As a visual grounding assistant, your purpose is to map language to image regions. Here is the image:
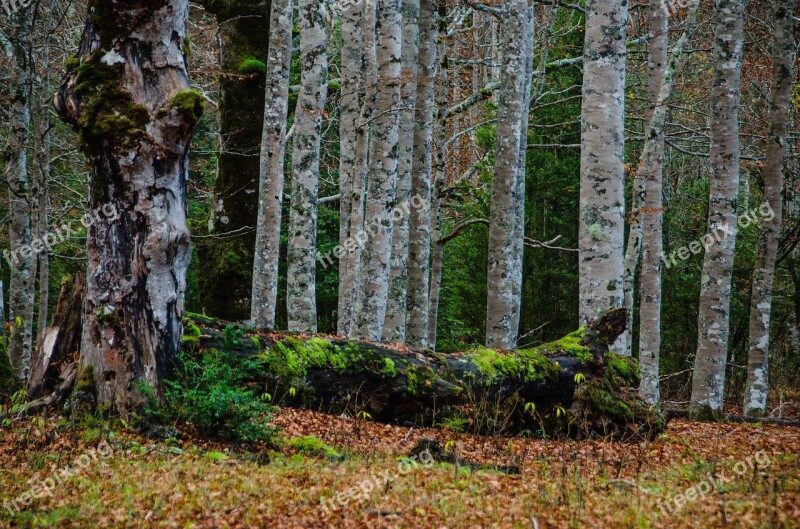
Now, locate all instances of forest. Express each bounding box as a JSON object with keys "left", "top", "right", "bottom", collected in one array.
[{"left": 0, "top": 0, "right": 799, "bottom": 526}]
